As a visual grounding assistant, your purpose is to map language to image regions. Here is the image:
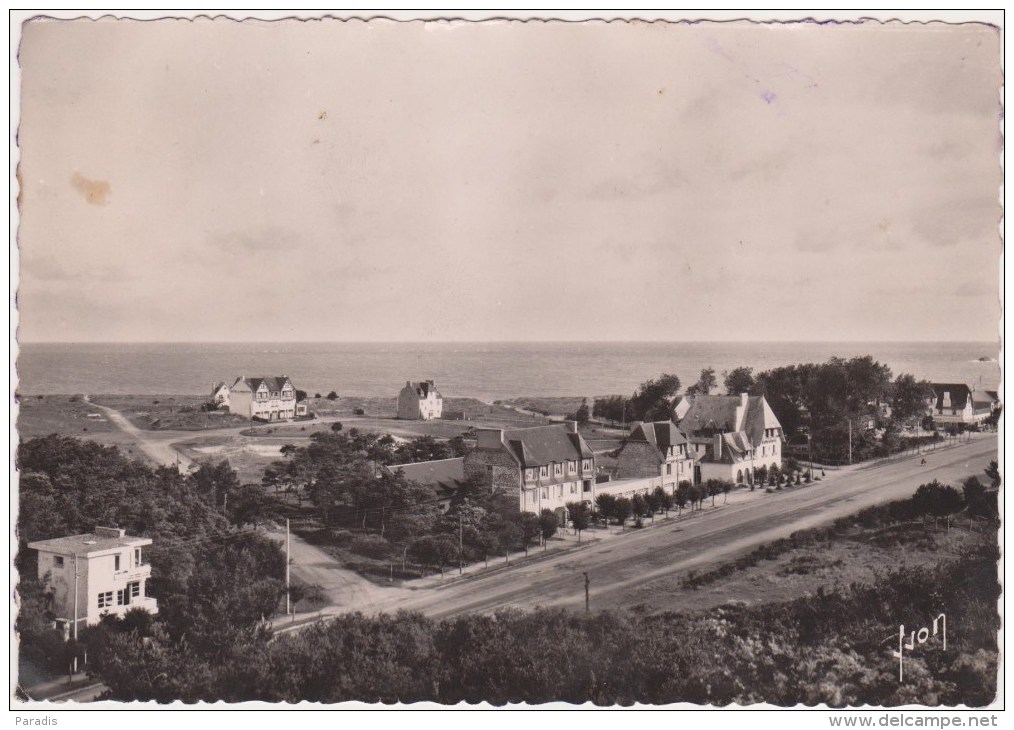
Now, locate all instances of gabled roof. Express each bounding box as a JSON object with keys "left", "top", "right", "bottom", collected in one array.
[
  {"left": 404, "top": 381, "right": 442, "bottom": 400},
  {"left": 500, "top": 425, "right": 594, "bottom": 468},
  {"left": 211, "top": 381, "right": 227, "bottom": 395},
  {"left": 679, "top": 395, "right": 781, "bottom": 447},
  {"left": 931, "top": 383, "right": 972, "bottom": 410},
  {"left": 388, "top": 458, "right": 465, "bottom": 496},
  {"left": 29, "top": 532, "right": 151, "bottom": 557},
  {"left": 709, "top": 432, "right": 755, "bottom": 464},
  {"left": 233, "top": 376, "right": 293, "bottom": 393},
  {"left": 627, "top": 421, "right": 687, "bottom": 460}
]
